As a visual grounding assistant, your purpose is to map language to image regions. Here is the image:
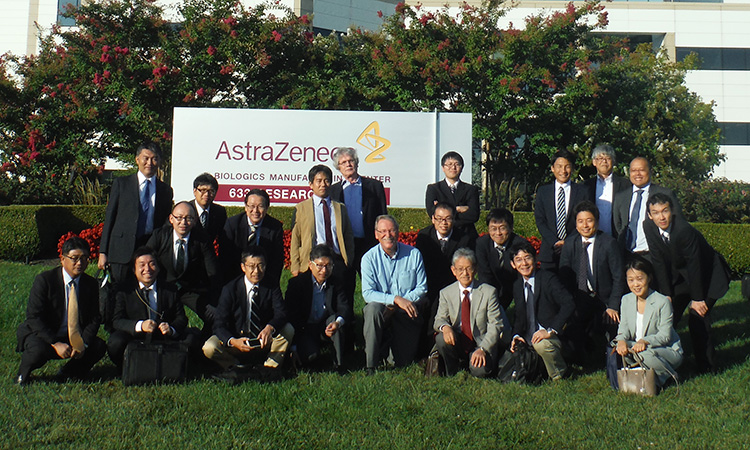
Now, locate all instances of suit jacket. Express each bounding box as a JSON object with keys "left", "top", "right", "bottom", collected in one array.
[
  {"left": 644, "top": 215, "right": 731, "bottom": 307},
  {"left": 425, "top": 180, "right": 481, "bottom": 237},
  {"left": 112, "top": 280, "right": 187, "bottom": 336},
  {"left": 415, "top": 225, "right": 476, "bottom": 301},
  {"left": 16, "top": 268, "right": 101, "bottom": 351},
  {"left": 329, "top": 176, "right": 388, "bottom": 250},
  {"left": 559, "top": 230, "right": 626, "bottom": 310},
  {"left": 615, "top": 290, "right": 682, "bottom": 354},
  {"left": 612, "top": 183, "right": 681, "bottom": 242},
  {"left": 101, "top": 173, "right": 173, "bottom": 264},
  {"left": 290, "top": 197, "right": 354, "bottom": 274},
  {"left": 434, "top": 281, "right": 504, "bottom": 358},
  {"left": 583, "top": 174, "right": 631, "bottom": 234},
  {"left": 146, "top": 224, "right": 219, "bottom": 295},
  {"left": 475, "top": 233, "right": 527, "bottom": 310},
  {"left": 189, "top": 200, "right": 227, "bottom": 244},
  {"left": 534, "top": 182, "right": 590, "bottom": 264},
  {"left": 285, "top": 271, "right": 352, "bottom": 333},
  {"left": 213, "top": 275, "right": 287, "bottom": 344},
  {"left": 221, "top": 213, "right": 285, "bottom": 288},
  {"left": 512, "top": 269, "right": 575, "bottom": 340}
]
